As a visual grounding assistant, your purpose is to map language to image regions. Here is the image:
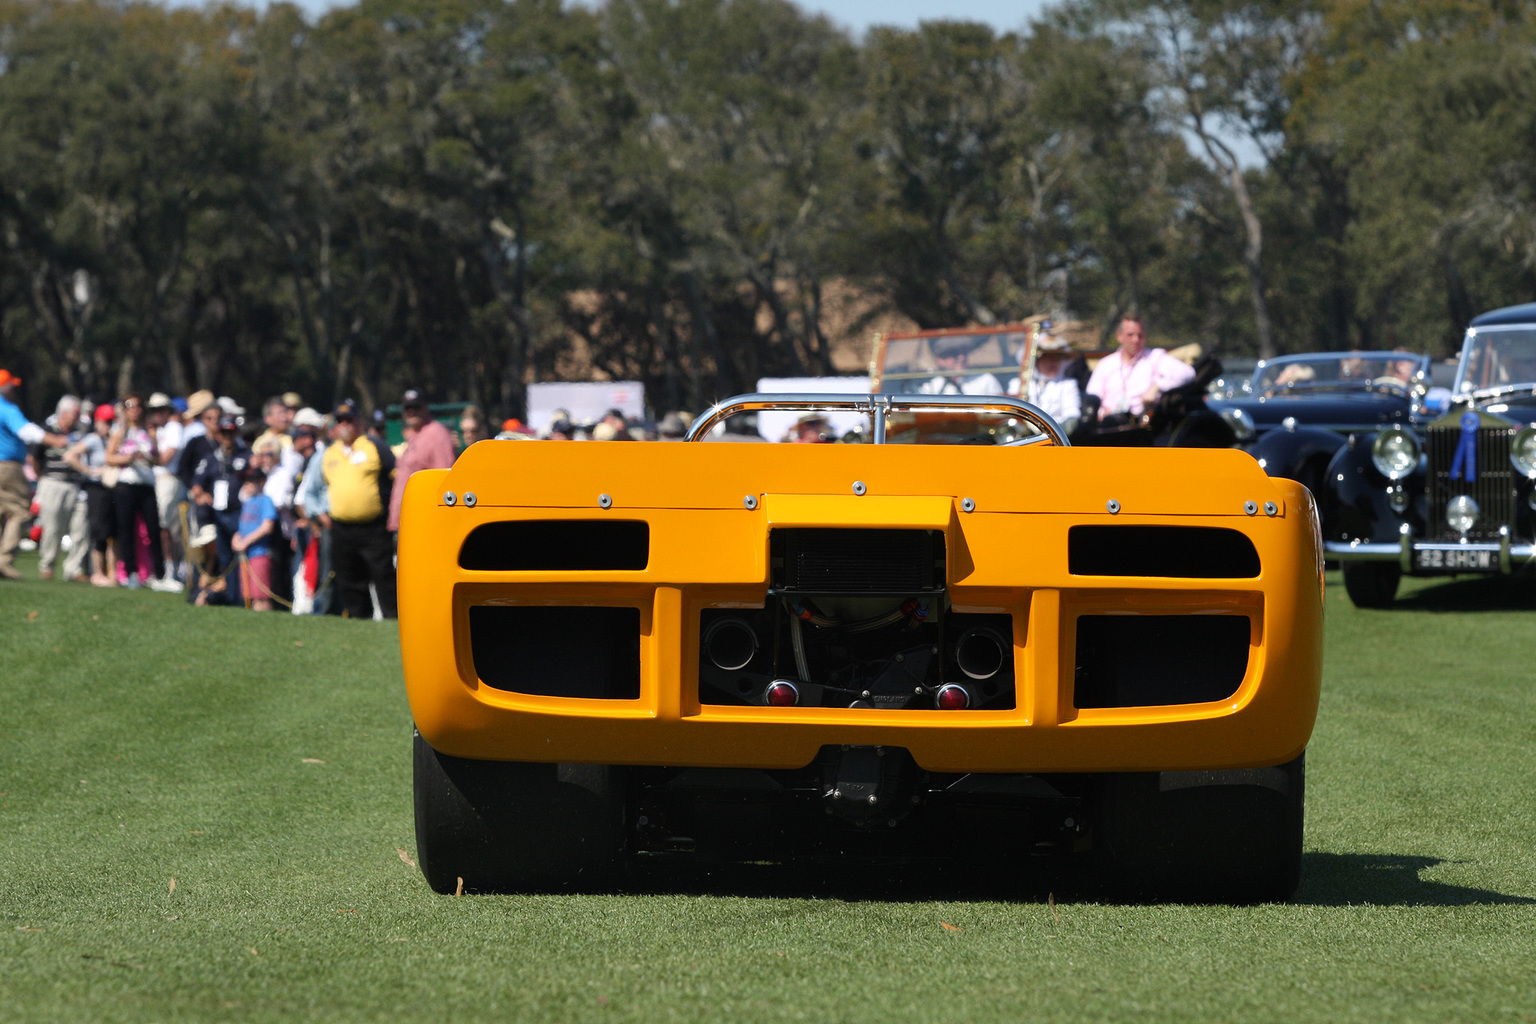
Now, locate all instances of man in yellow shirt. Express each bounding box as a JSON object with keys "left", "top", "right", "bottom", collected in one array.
[{"left": 320, "top": 400, "right": 397, "bottom": 619}]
